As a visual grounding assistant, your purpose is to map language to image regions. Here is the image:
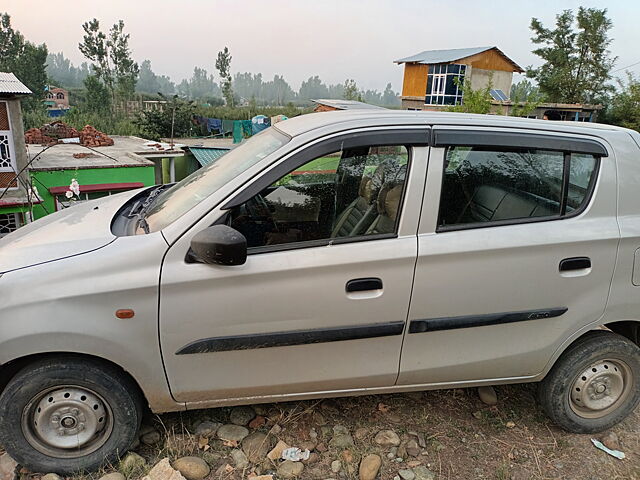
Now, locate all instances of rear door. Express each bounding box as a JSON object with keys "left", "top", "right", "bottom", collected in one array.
[{"left": 398, "top": 127, "right": 619, "bottom": 385}]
